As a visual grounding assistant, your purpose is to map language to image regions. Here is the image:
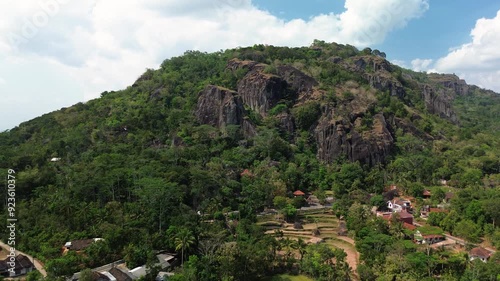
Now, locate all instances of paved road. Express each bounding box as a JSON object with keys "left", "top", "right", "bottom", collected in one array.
[{"left": 0, "top": 240, "right": 47, "bottom": 277}]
